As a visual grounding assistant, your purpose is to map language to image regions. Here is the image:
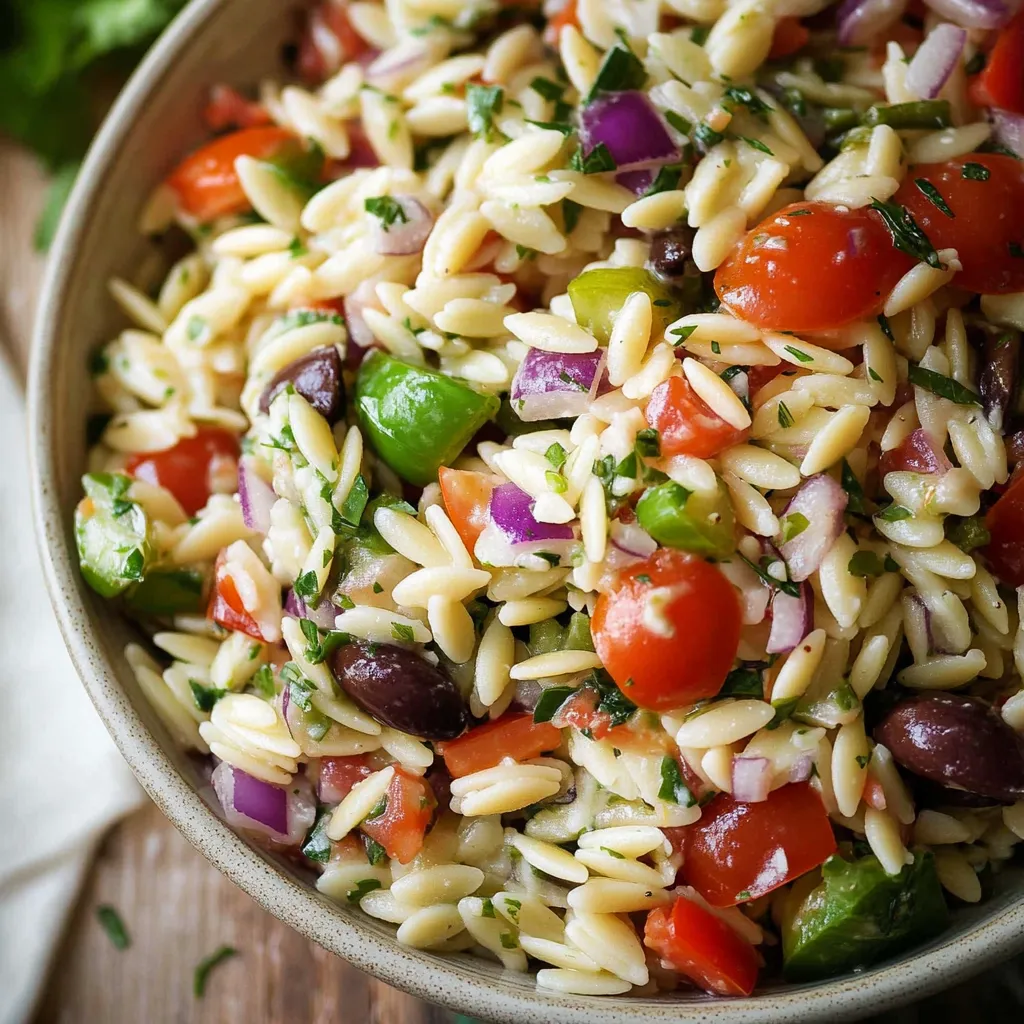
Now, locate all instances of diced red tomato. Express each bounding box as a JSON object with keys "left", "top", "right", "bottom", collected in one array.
[
  {"left": 968, "top": 12, "right": 1024, "bottom": 114},
  {"left": 544, "top": 0, "right": 579, "bottom": 46},
  {"left": 296, "top": 0, "right": 370, "bottom": 85},
  {"left": 863, "top": 775, "right": 887, "bottom": 812},
  {"left": 553, "top": 687, "right": 616, "bottom": 739},
  {"left": 645, "top": 376, "right": 749, "bottom": 460},
  {"left": 166, "top": 126, "right": 297, "bottom": 222},
  {"left": 359, "top": 767, "right": 436, "bottom": 864},
  {"left": 592, "top": 549, "right": 742, "bottom": 711},
  {"left": 746, "top": 364, "right": 785, "bottom": 399},
  {"left": 877, "top": 427, "right": 950, "bottom": 479},
  {"left": 318, "top": 755, "right": 373, "bottom": 803},
  {"left": 679, "top": 782, "right": 836, "bottom": 907},
  {"left": 438, "top": 467, "right": 497, "bottom": 555},
  {"left": 436, "top": 713, "right": 561, "bottom": 778},
  {"left": 125, "top": 426, "right": 240, "bottom": 515},
  {"left": 983, "top": 470, "right": 1024, "bottom": 586},
  {"left": 208, "top": 550, "right": 264, "bottom": 640},
  {"left": 202, "top": 84, "right": 271, "bottom": 133},
  {"left": 894, "top": 155, "right": 1024, "bottom": 295},
  {"left": 644, "top": 895, "right": 760, "bottom": 997},
  {"left": 715, "top": 202, "right": 915, "bottom": 333},
  {"left": 769, "top": 17, "right": 809, "bottom": 59}
]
